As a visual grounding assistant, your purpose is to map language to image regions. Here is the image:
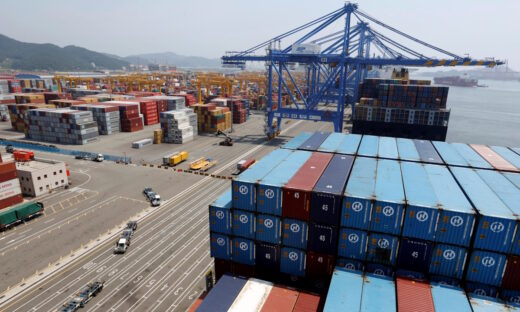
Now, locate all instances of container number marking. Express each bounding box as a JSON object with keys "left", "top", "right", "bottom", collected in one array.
[
  {"left": 294, "top": 192, "right": 300, "bottom": 199},
  {"left": 322, "top": 204, "right": 328, "bottom": 211},
  {"left": 264, "top": 219, "right": 274, "bottom": 228},
  {"left": 382, "top": 206, "right": 394, "bottom": 217},
  {"left": 352, "top": 202, "right": 363, "bottom": 212},
  {"left": 378, "top": 238, "right": 390, "bottom": 249},
  {"left": 216, "top": 238, "right": 225, "bottom": 246},
  {"left": 239, "top": 215, "right": 249, "bottom": 224},
  {"left": 443, "top": 249, "right": 456, "bottom": 260},
  {"left": 450, "top": 216, "right": 464, "bottom": 227},
  {"left": 288, "top": 252, "right": 299, "bottom": 261},
  {"left": 215, "top": 211, "right": 225, "bottom": 219},
  {"left": 412, "top": 251, "right": 419, "bottom": 258},
  {"left": 348, "top": 234, "right": 359, "bottom": 243},
  {"left": 416, "top": 211, "right": 428, "bottom": 222},
  {"left": 239, "top": 185, "right": 248, "bottom": 195},
  {"left": 481, "top": 256, "right": 495, "bottom": 267},
  {"left": 290, "top": 224, "right": 300, "bottom": 233},
  {"left": 490, "top": 222, "right": 504, "bottom": 233},
  {"left": 265, "top": 189, "right": 274, "bottom": 199},
  {"left": 239, "top": 242, "right": 248, "bottom": 251}
]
